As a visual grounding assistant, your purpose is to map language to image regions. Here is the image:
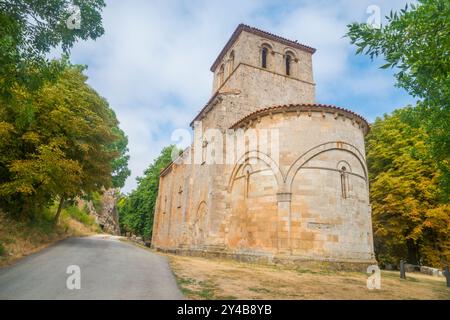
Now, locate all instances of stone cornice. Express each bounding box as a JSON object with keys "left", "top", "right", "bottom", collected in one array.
[{"left": 230, "top": 103, "right": 370, "bottom": 135}]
